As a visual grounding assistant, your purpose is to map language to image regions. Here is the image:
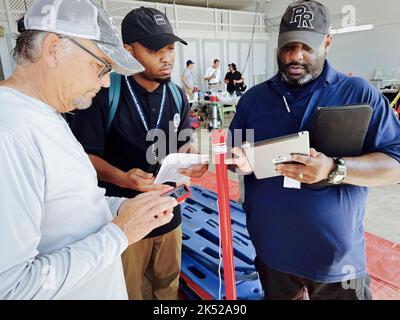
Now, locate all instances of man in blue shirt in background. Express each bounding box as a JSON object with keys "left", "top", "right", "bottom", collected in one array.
[{"left": 228, "top": 0, "right": 400, "bottom": 300}]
